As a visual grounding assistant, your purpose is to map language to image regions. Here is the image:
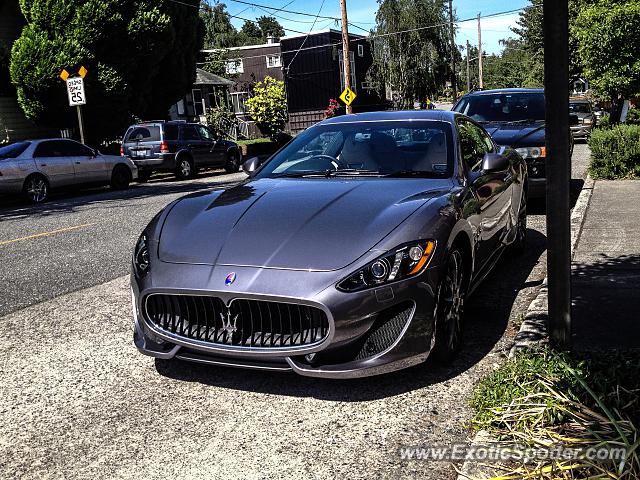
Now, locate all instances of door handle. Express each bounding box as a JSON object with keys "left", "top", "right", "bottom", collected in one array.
[
  {"left": 75, "top": 162, "right": 81, "bottom": 164},
  {"left": 40, "top": 163, "right": 47, "bottom": 166}
]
